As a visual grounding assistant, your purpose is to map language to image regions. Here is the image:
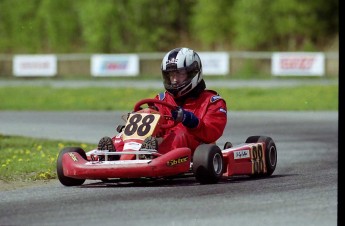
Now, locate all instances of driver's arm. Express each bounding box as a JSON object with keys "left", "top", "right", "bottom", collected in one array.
[{"left": 187, "top": 100, "right": 227, "bottom": 144}]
